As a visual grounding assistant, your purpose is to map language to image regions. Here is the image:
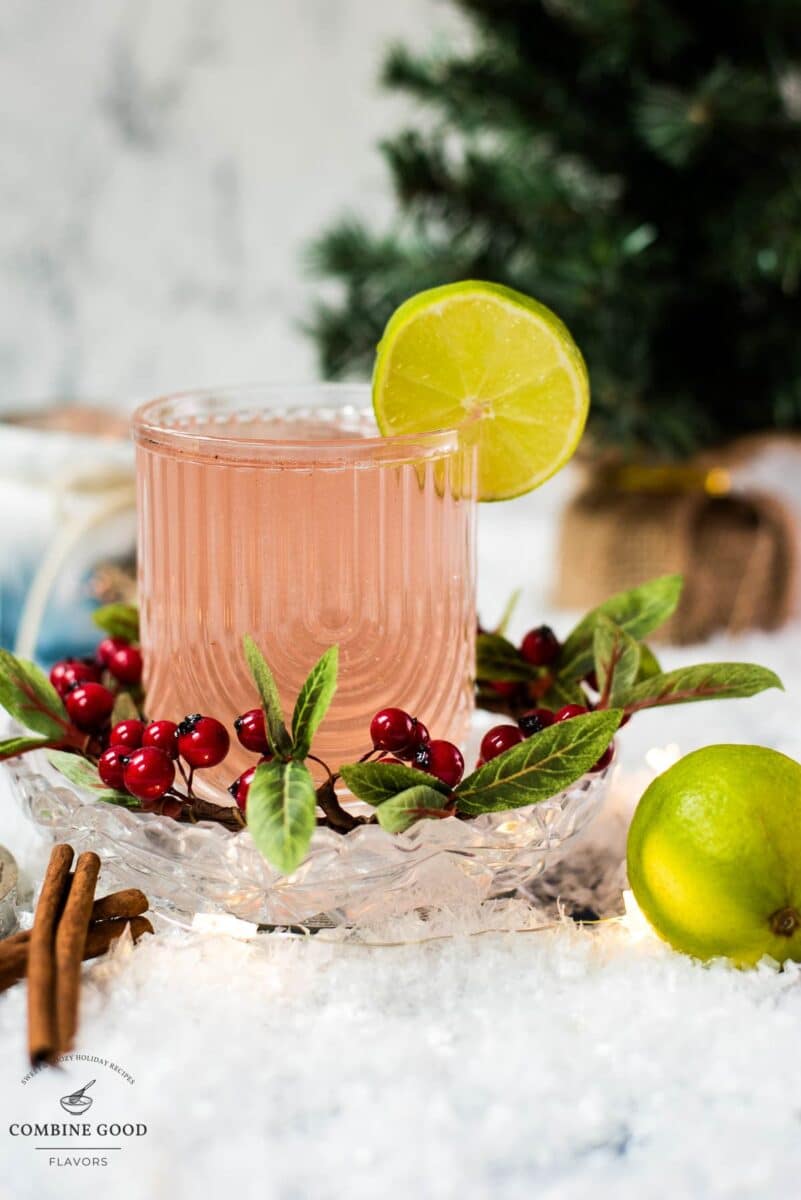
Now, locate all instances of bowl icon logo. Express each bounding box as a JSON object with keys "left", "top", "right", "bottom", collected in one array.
[{"left": 59, "top": 1080, "right": 95, "bottom": 1115}]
